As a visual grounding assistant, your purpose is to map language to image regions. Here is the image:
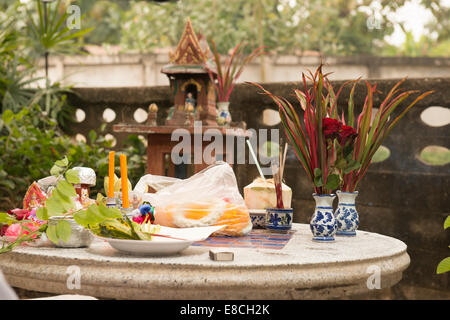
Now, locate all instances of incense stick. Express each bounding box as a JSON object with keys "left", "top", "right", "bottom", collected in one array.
[
  {"left": 280, "top": 142, "right": 288, "bottom": 180},
  {"left": 272, "top": 143, "right": 289, "bottom": 209},
  {"left": 272, "top": 147, "right": 283, "bottom": 209},
  {"left": 246, "top": 139, "right": 266, "bottom": 182}
]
